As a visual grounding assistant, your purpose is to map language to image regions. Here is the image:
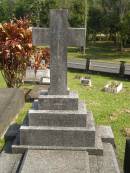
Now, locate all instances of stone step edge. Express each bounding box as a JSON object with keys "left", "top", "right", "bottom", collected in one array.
[
  {"left": 30, "top": 100, "right": 87, "bottom": 114},
  {"left": 38, "top": 91, "right": 79, "bottom": 99},
  {"left": 20, "top": 125, "right": 95, "bottom": 132},
  {"left": 96, "top": 125, "right": 115, "bottom": 147},
  {"left": 12, "top": 144, "right": 103, "bottom": 156},
  {"left": 89, "top": 143, "right": 121, "bottom": 173}
]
